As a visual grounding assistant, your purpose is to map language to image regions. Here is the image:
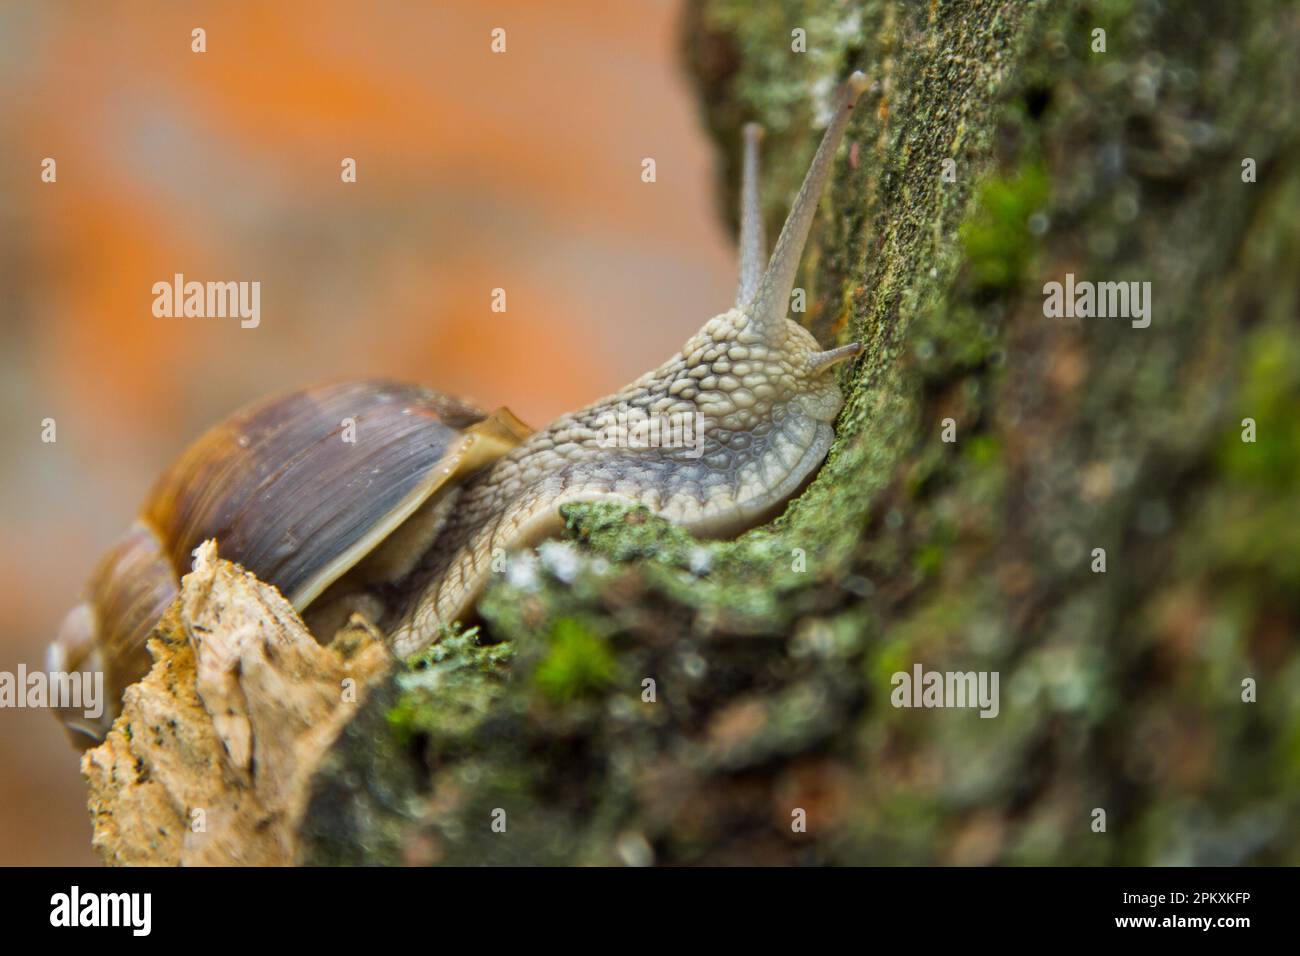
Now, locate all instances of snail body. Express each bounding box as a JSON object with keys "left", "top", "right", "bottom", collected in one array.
[{"left": 51, "top": 71, "right": 869, "bottom": 745}]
